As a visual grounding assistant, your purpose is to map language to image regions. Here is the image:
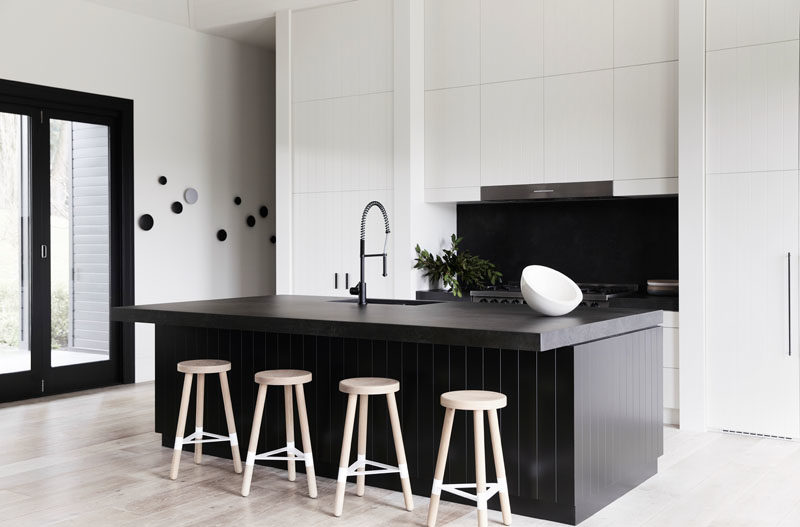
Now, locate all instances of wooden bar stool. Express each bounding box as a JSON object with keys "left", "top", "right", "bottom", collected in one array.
[
  {"left": 333, "top": 377, "right": 414, "bottom": 517},
  {"left": 170, "top": 359, "right": 242, "bottom": 480},
  {"left": 427, "top": 390, "right": 511, "bottom": 527},
  {"left": 241, "top": 369, "right": 317, "bottom": 498}
]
